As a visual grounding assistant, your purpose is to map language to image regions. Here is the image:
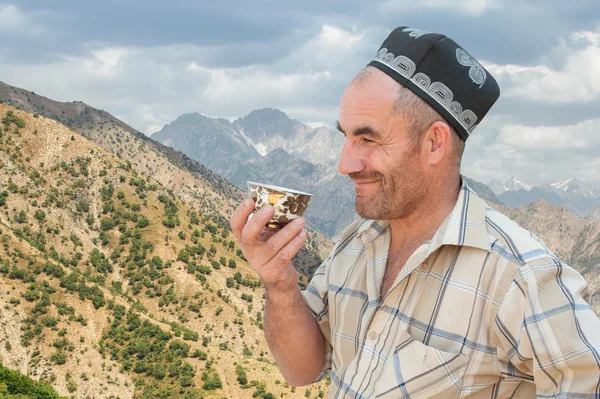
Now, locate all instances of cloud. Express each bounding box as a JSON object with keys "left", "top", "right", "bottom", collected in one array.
[
  {"left": 486, "top": 26, "right": 600, "bottom": 103},
  {"left": 380, "top": 0, "right": 502, "bottom": 17},
  {"left": 498, "top": 119, "right": 600, "bottom": 150},
  {"left": 462, "top": 117, "right": 600, "bottom": 186},
  {"left": 0, "top": 3, "right": 46, "bottom": 38},
  {"left": 317, "top": 24, "right": 363, "bottom": 49}
]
